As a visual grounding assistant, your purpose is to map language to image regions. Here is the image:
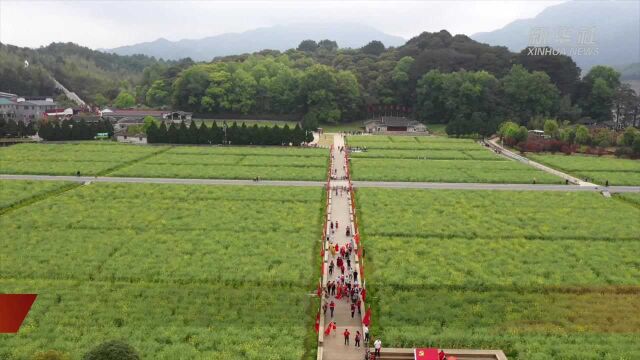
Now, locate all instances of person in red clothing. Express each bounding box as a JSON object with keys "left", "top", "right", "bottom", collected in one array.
[
  {"left": 343, "top": 329, "right": 350, "bottom": 345},
  {"left": 329, "top": 301, "right": 335, "bottom": 318},
  {"left": 350, "top": 302, "right": 356, "bottom": 318},
  {"left": 356, "top": 298, "right": 362, "bottom": 315}
]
